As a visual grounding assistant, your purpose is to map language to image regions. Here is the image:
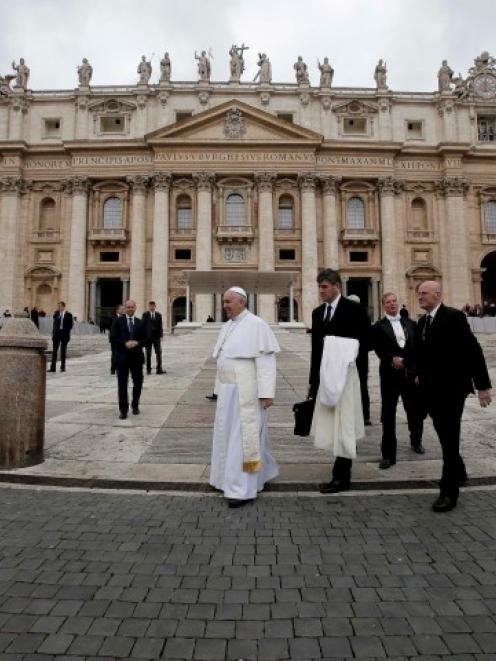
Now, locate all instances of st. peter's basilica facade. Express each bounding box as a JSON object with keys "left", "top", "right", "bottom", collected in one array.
[{"left": 1, "top": 48, "right": 496, "bottom": 327}]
